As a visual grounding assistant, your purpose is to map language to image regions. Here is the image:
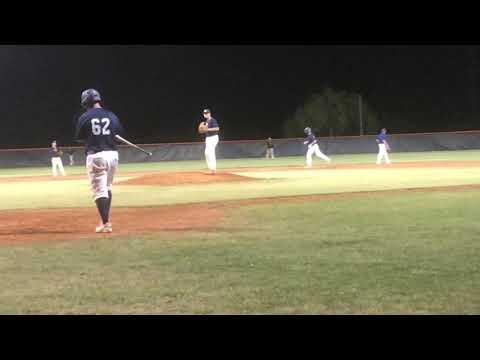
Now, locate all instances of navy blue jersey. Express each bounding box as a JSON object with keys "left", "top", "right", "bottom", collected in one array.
[
  {"left": 376, "top": 132, "right": 386, "bottom": 144},
  {"left": 206, "top": 117, "right": 219, "bottom": 137},
  {"left": 304, "top": 133, "right": 318, "bottom": 147},
  {"left": 50, "top": 147, "right": 62, "bottom": 158},
  {"left": 75, "top": 107, "right": 125, "bottom": 155}
]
